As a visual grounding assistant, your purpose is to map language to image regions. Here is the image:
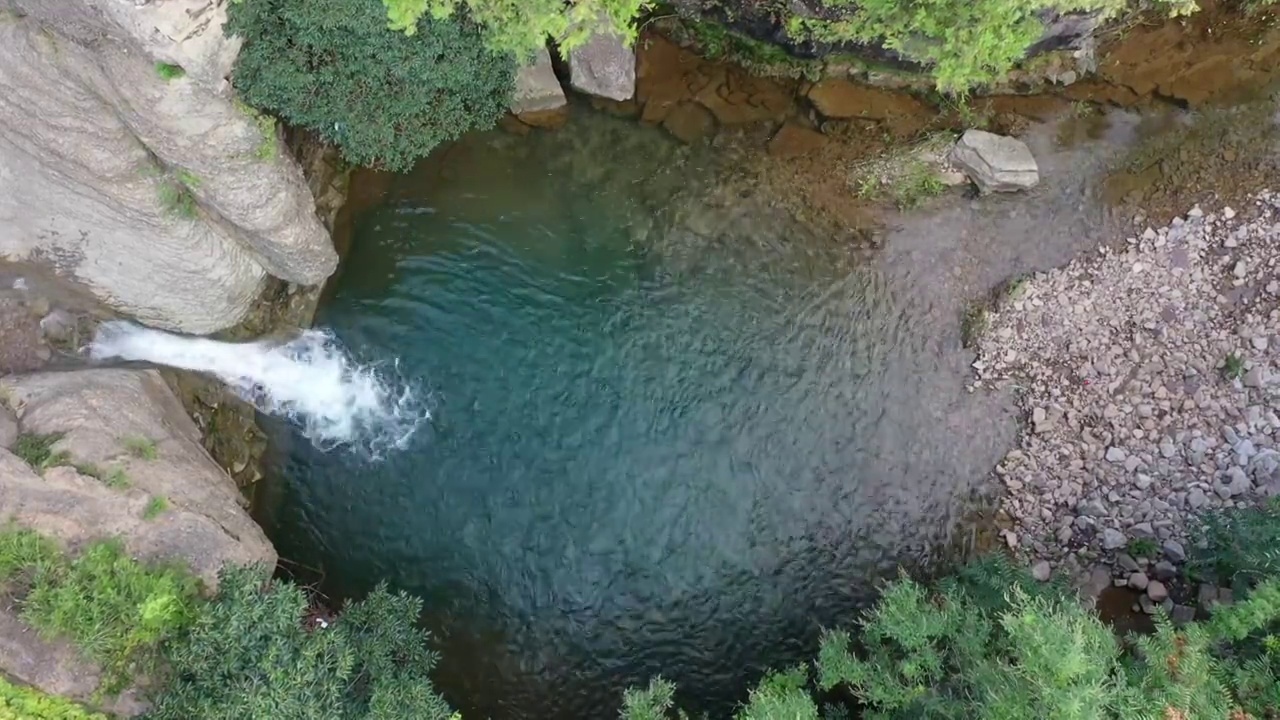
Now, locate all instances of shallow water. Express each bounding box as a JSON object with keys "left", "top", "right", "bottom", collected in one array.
[{"left": 256, "top": 109, "right": 1146, "bottom": 718}]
